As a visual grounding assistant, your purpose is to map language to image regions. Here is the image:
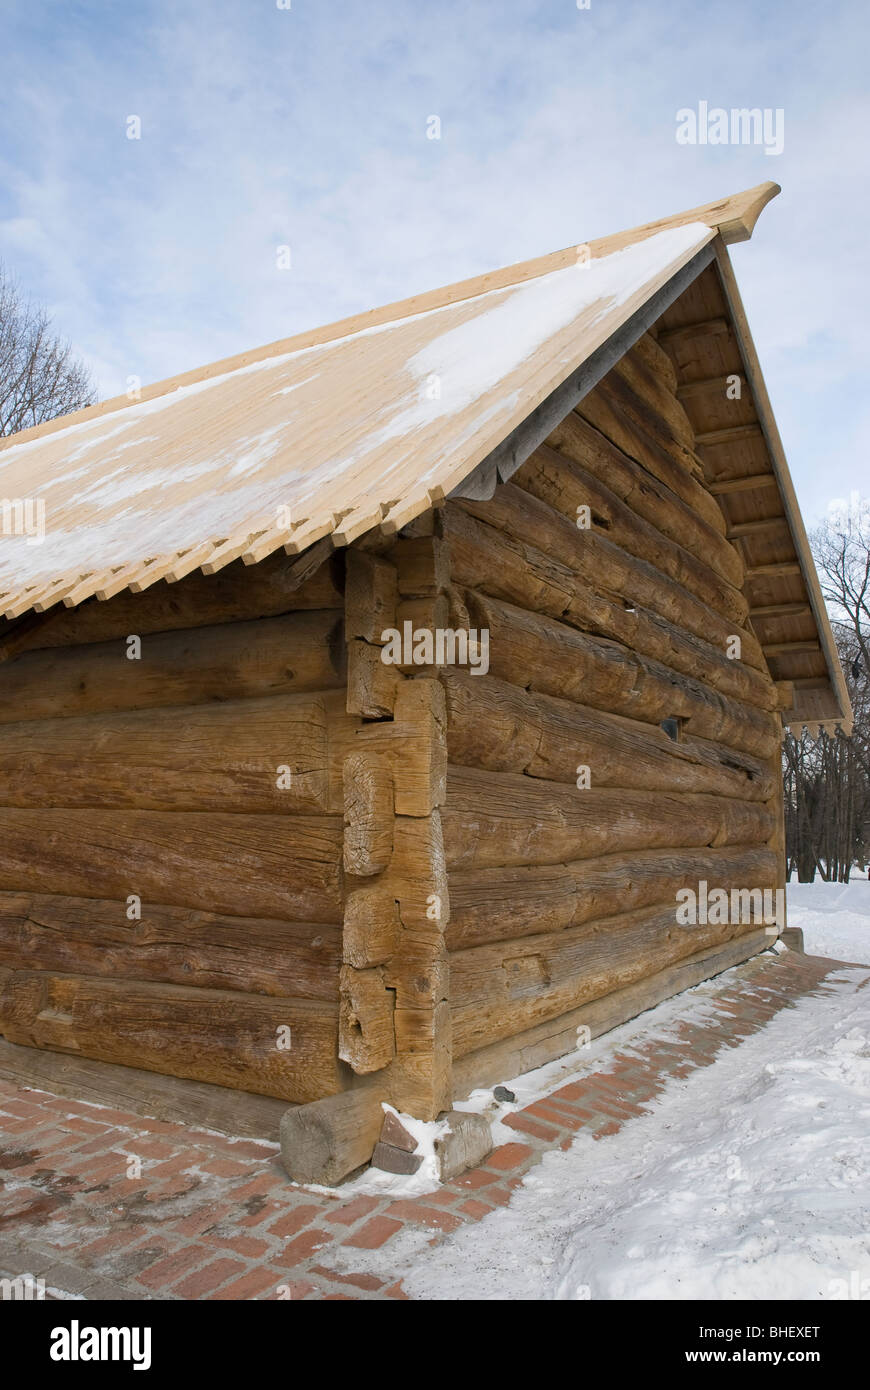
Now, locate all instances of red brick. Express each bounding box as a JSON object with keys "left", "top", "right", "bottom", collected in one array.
[
  {"left": 266, "top": 1205, "right": 322, "bottom": 1238},
  {"left": 209, "top": 1267, "right": 287, "bottom": 1300},
  {"left": 482, "top": 1185, "right": 513, "bottom": 1206},
  {"left": 13, "top": 1125, "right": 71, "bottom": 1151},
  {"left": 74, "top": 1157, "right": 131, "bottom": 1185},
  {"left": 504, "top": 1113, "right": 561, "bottom": 1142},
  {"left": 420, "top": 1188, "right": 459, "bottom": 1208},
  {"left": 322, "top": 1195, "right": 381, "bottom": 1226},
  {"left": 236, "top": 1199, "right": 286, "bottom": 1229},
  {"left": 384, "top": 1281, "right": 409, "bottom": 1300},
  {"left": 310, "top": 1266, "right": 385, "bottom": 1291},
  {"left": 200, "top": 1157, "right": 255, "bottom": 1178},
  {"left": 0, "top": 1099, "right": 45, "bottom": 1119},
  {"left": 342, "top": 1216, "right": 403, "bottom": 1250},
  {"left": 453, "top": 1167, "right": 500, "bottom": 1190},
  {"left": 486, "top": 1142, "right": 534, "bottom": 1171},
  {"left": 458, "top": 1198, "right": 492, "bottom": 1220},
  {"left": 123, "top": 1136, "right": 179, "bottom": 1160},
  {"left": 55, "top": 1099, "right": 116, "bottom": 1119},
  {"left": 146, "top": 1153, "right": 198, "bottom": 1180},
  {"left": 224, "top": 1174, "right": 285, "bottom": 1203},
  {"left": 0, "top": 1117, "right": 42, "bottom": 1134},
  {"left": 591, "top": 1120, "right": 620, "bottom": 1140},
  {"left": 174, "top": 1257, "right": 247, "bottom": 1298},
  {"left": 554, "top": 1082, "right": 589, "bottom": 1102},
  {"left": 384, "top": 1201, "right": 462, "bottom": 1235},
  {"left": 271, "top": 1227, "right": 333, "bottom": 1264},
  {"left": 215, "top": 1139, "right": 278, "bottom": 1161},
  {"left": 137, "top": 1244, "right": 211, "bottom": 1290},
  {"left": 529, "top": 1100, "right": 587, "bottom": 1132},
  {"left": 172, "top": 1202, "right": 237, "bottom": 1237},
  {"left": 203, "top": 1231, "right": 270, "bottom": 1259}
]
